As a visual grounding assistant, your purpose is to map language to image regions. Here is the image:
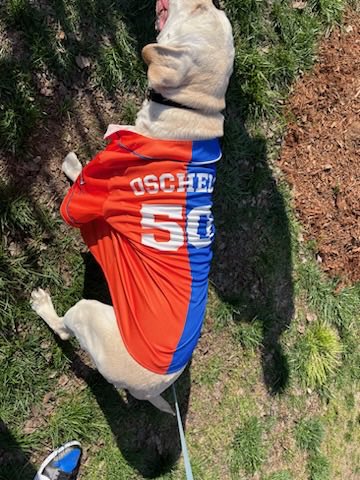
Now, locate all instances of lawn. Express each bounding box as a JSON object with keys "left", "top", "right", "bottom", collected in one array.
[{"left": 0, "top": 0, "right": 359, "bottom": 479}]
